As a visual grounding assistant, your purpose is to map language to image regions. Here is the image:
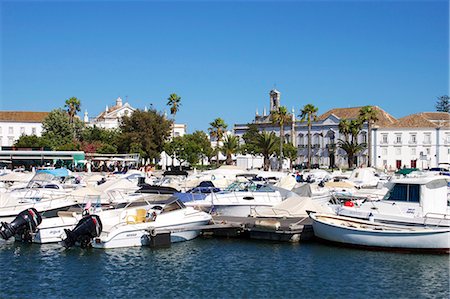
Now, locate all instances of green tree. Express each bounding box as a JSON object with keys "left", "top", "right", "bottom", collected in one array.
[
  {"left": 256, "top": 131, "right": 278, "bottom": 171},
  {"left": 189, "top": 131, "right": 213, "bottom": 164},
  {"left": 208, "top": 118, "right": 228, "bottom": 166},
  {"left": 359, "top": 106, "right": 379, "bottom": 167},
  {"left": 299, "top": 104, "right": 319, "bottom": 169},
  {"left": 14, "top": 134, "right": 51, "bottom": 149},
  {"left": 119, "top": 109, "right": 172, "bottom": 160},
  {"left": 221, "top": 135, "right": 240, "bottom": 165},
  {"left": 281, "top": 142, "right": 297, "bottom": 170},
  {"left": 436, "top": 95, "right": 450, "bottom": 112},
  {"left": 167, "top": 93, "right": 182, "bottom": 138},
  {"left": 271, "top": 106, "right": 291, "bottom": 170},
  {"left": 41, "top": 108, "right": 82, "bottom": 149},
  {"left": 349, "top": 119, "right": 362, "bottom": 143},
  {"left": 338, "top": 119, "right": 352, "bottom": 142},
  {"left": 338, "top": 139, "right": 366, "bottom": 169},
  {"left": 65, "top": 97, "right": 81, "bottom": 124},
  {"left": 241, "top": 124, "right": 260, "bottom": 155}
]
